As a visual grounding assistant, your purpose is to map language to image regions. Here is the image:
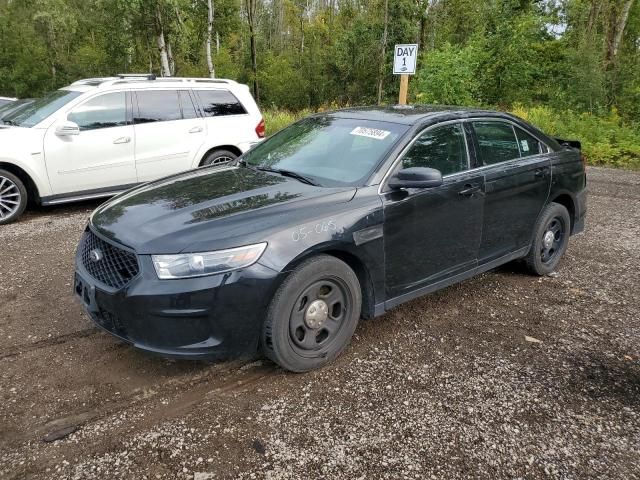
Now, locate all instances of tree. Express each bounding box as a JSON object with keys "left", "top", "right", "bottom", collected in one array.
[{"left": 206, "top": 0, "right": 215, "bottom": 78}]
